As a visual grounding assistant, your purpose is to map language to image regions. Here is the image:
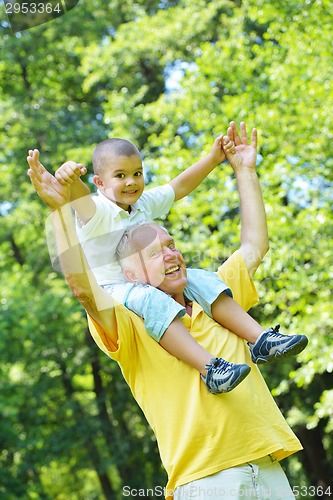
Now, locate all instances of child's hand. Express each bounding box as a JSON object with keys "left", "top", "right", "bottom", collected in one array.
[
  {"left": 210, "top": 135, "right": 235, "bottom": 165},
  {"left": 55, "top": 161, "right": 87, "bottom": 186}
]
